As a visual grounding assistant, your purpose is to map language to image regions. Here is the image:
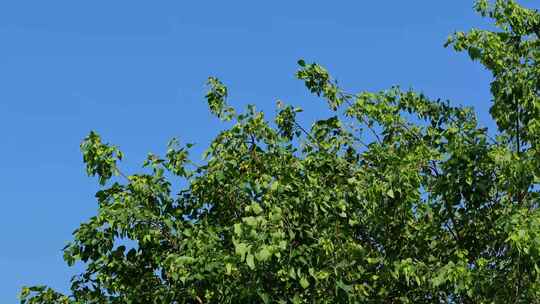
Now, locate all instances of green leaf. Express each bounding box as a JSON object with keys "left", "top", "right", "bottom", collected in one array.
[
  {"left": 246, "top": 253, "right": 255, "bottom": 269},
  {"left": 235, "top": 242, "right": 249, "bottom": 261},
  {"left": 336, "top": 280, "right": 353, "bottom": 293},
  {"left": 256, "top": 246, "right": 272, "bottom": 262},
  {"left": 225, "top": 263, "right": 233, "bottom": 275},
  {"left": 300, "top": 276, "right": 310, "bottom": 289},
  {"left": 258, "top": 291, "right": 270, "bottom": 304},
  {"left": 251, "top": 202, "right": 263, "bottom": 215},
  {"left": 243, "top": 216, "right": 258, "bottom": 227},
  {"left": 233, "top": 223, "right": 242, "bottom": 236}
]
